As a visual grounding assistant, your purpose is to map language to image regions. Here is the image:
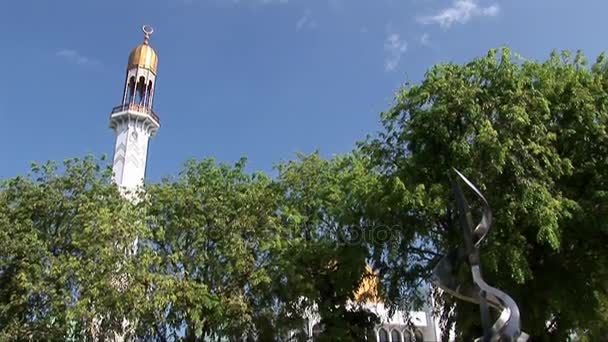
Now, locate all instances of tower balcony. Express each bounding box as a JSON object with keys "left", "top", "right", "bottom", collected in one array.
[
  {"left": 111, "top": 103, "right": 160, "bottom": 124},
  {"left": 110, "top": 103, "right": 160, "bottom": 135}
]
